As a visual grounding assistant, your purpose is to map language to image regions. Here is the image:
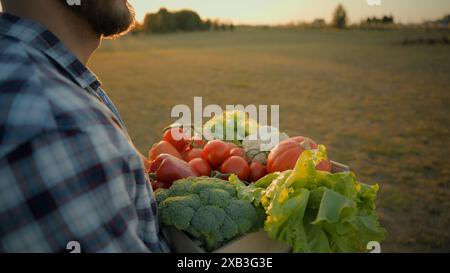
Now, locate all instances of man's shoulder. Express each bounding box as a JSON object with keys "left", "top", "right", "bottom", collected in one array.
[
  {"left": 0, "top": 36, "right": 63, "bottom": 156},
  {"left": 0, "top": 34, "right": 96, "bottom": 124},
  {"left": 0, "top": 35, "right": 128, "bottom": 157},
  {"left": 0, "top": 34, "right": 55, "bottom": 97},
  {"left": 0, "top": 36, "right": 57, "bottom": 114},
  {"left": 0, "top": 34, "right": 51, "bottom": 75}
]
